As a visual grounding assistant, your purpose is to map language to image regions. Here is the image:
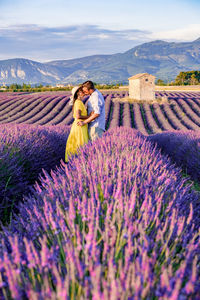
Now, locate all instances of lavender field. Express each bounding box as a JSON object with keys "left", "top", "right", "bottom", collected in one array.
[
  {"left": 0, "top": 91, "right": 200, "bottom": 299},
  {"left": 0, "top": 91, "right": 200, "bottom": 134}
]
